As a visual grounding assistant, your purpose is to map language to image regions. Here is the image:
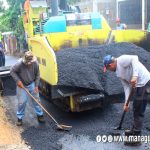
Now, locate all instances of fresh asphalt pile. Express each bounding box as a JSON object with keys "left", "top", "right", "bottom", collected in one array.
[{"left": 56, "top": 42, "right": 150, "bottom": 95}]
